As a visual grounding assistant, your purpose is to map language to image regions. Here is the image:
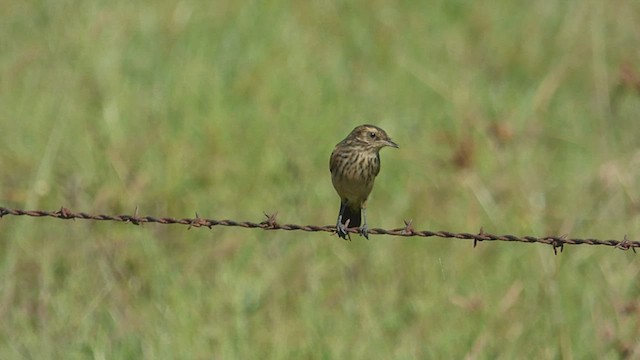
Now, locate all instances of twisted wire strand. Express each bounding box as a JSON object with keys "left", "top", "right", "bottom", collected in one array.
[{"left": 0, "top": 207, "right": 637, "bottom": 253}]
